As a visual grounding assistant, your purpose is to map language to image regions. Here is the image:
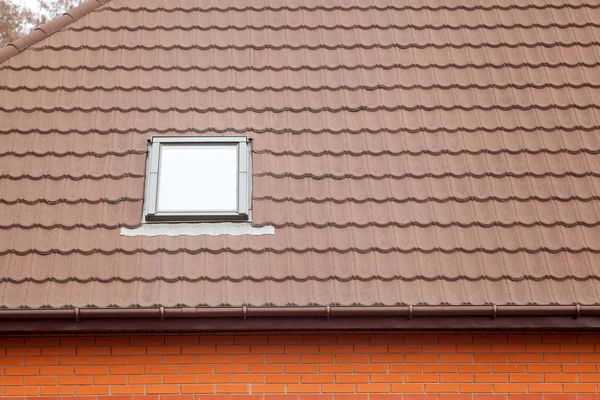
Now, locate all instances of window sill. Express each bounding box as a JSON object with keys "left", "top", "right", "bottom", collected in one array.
[{"left": 120, "top": 223, "right": 274, "bottom": 237}]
